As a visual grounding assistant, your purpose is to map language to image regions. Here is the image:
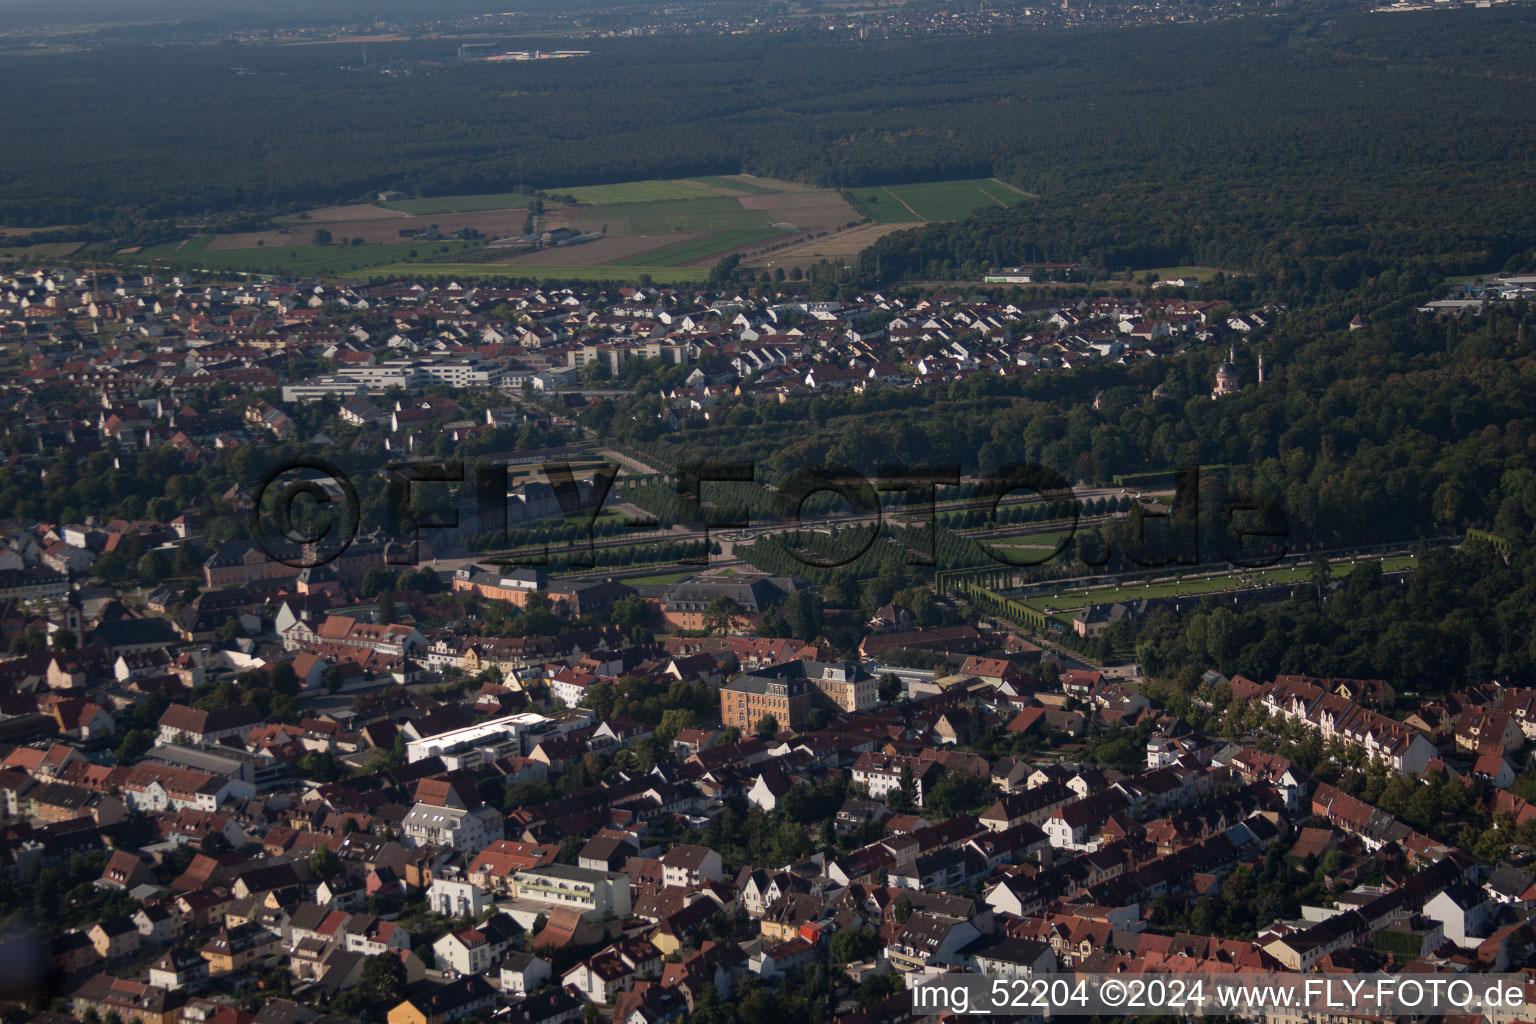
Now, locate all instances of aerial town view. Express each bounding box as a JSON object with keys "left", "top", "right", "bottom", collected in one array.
[{"left": 0, "top": 0, "right": 1535, "bottom": 1021}]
